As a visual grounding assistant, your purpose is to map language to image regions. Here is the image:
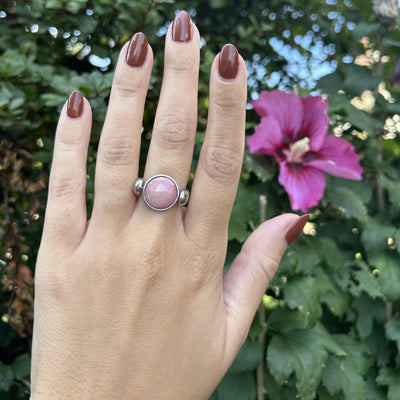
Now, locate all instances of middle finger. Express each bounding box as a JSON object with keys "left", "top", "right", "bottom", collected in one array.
[{"left": 136, "top": 11, "right": 200, "bottom": 216}]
